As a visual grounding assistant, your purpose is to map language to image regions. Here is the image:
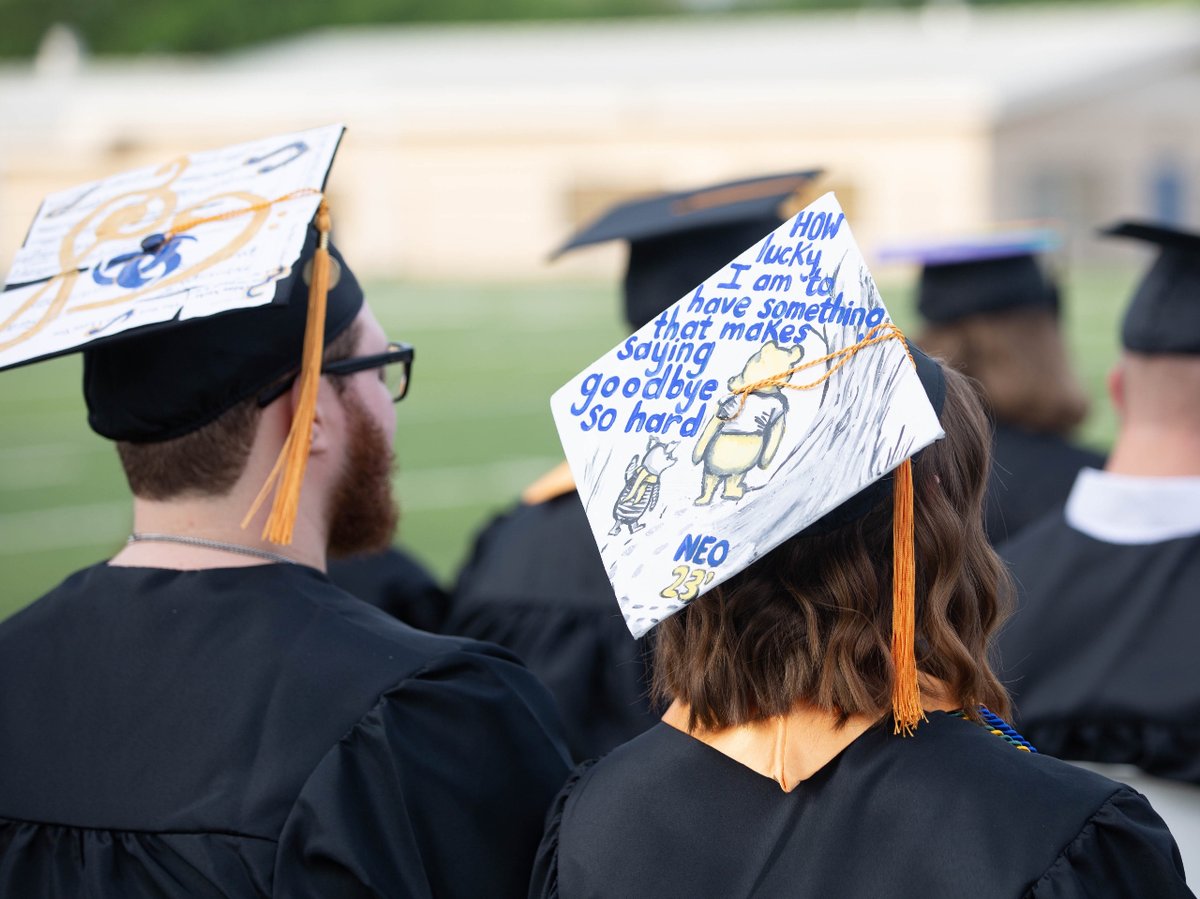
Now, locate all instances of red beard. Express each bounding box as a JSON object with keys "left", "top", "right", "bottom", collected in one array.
[{"left": 326, "top": 390, "right": 399, "bottom": 559}]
